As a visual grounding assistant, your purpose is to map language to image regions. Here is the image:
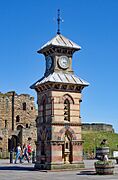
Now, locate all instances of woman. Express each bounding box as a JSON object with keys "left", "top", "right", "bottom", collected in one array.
[
  {"left": 14, "top": 143, "right": 22, "bottom": 164},
  {"left": 21, "top": 143, "right": 29, "bottom": 163}
]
